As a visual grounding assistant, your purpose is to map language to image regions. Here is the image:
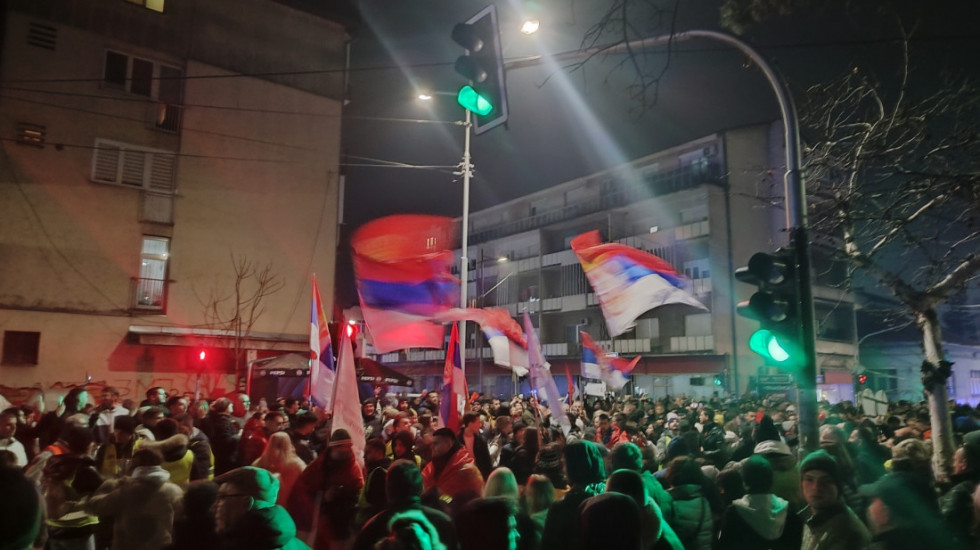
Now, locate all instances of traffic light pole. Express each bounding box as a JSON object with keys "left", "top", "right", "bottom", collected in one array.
[
  {"left": 459, "top": 108, "right": 473, "bottom": 382},
  {"left": 509, "top": 30, "right": 819, "bottom": 453}
]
